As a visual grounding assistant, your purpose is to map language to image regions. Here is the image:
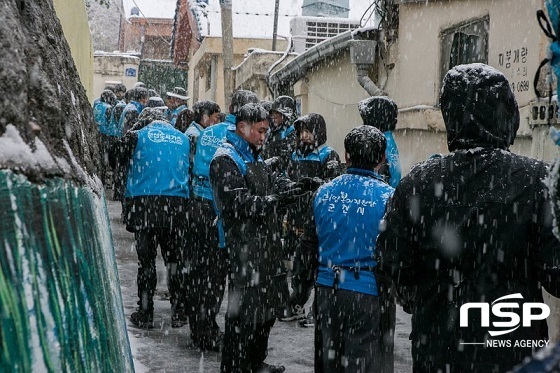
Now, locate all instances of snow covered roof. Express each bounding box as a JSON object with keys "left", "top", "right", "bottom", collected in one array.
[
  {"left": 189, "top": 0, "right": 376, "bottom": 39},
  {"left": 122, "top": 0, "right": 177, "bottom": 20}
]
